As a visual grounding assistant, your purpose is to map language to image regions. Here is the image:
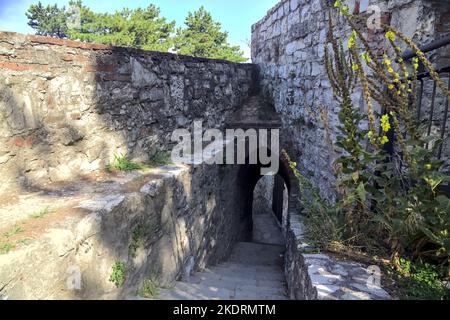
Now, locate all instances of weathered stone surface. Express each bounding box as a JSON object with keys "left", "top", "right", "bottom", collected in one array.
[
  {"left": 280, "top": 213, "right": 392, "bottom": 300},
  {"left": 251, "top": 0, "right": 447, "bottom": 201},
  {"left": 304, "top": 254, "right": 391, "bottom": 300},
  {"left": 157, "top": 240, "right": 288, "bottom": 300},
  {"left": 0, "top": 32, "right": 257, "bottom": 194},
  {"left": 283, "top": 216, "right": 318, "bottom": 300},
  {"left": 251, "top": 0, "right": 448, "bottom": 300},
  {"left": 0, "top": 163, "right": 247, "bottom": 300}
]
